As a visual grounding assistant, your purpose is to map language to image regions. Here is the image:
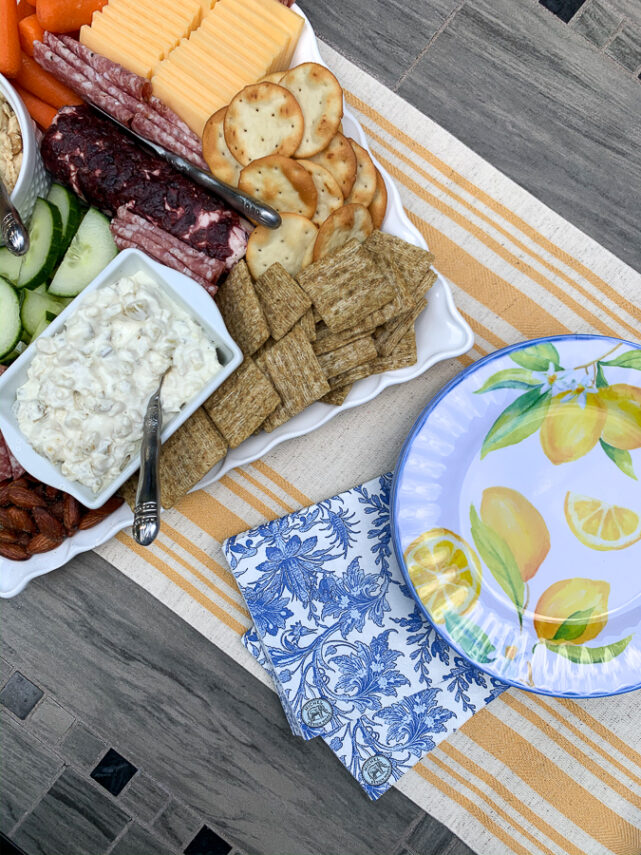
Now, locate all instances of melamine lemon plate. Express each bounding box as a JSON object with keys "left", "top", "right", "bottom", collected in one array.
[{"left": 391, "top": 335, "right": 641, "bottom": 697}]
